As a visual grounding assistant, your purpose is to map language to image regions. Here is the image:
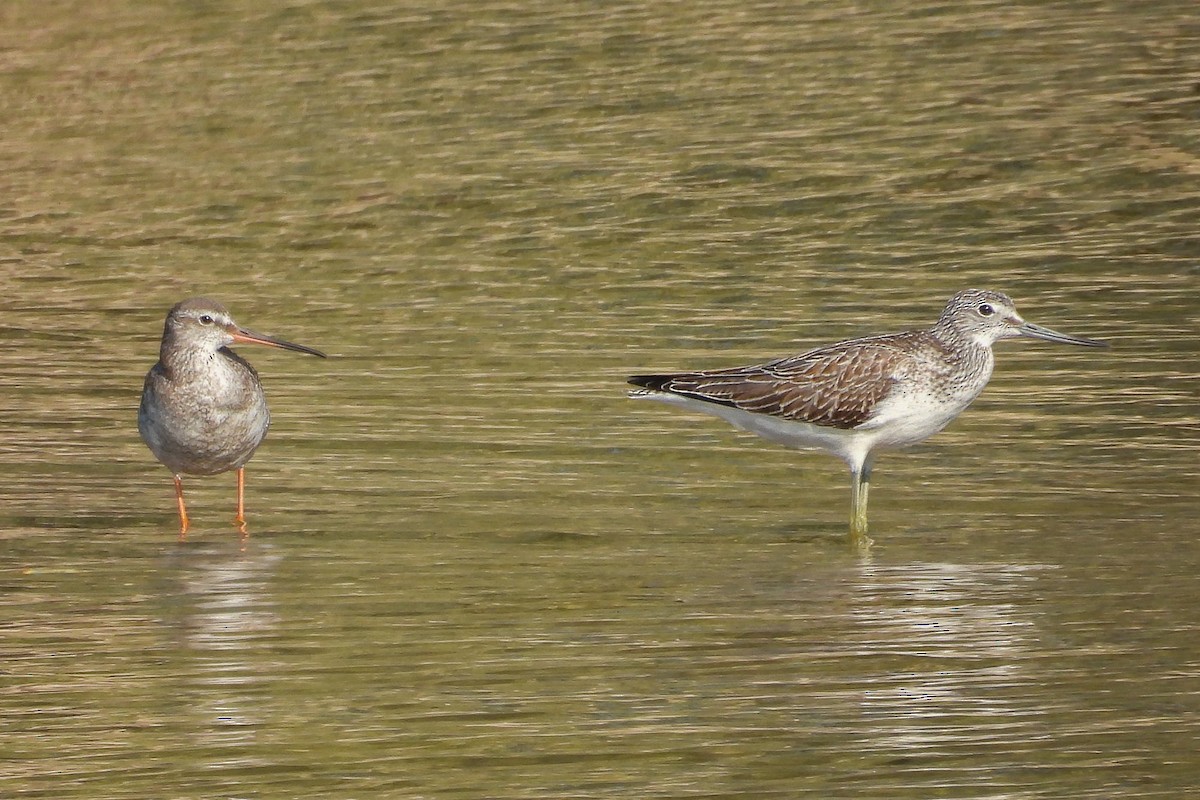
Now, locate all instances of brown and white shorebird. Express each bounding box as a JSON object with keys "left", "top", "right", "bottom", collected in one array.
[
  {"left": 138, "top": 298, "right": 326, "bottom": 538},
  {"left": 627, "top": 289, "right": 1106, "bottom": 548}
]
